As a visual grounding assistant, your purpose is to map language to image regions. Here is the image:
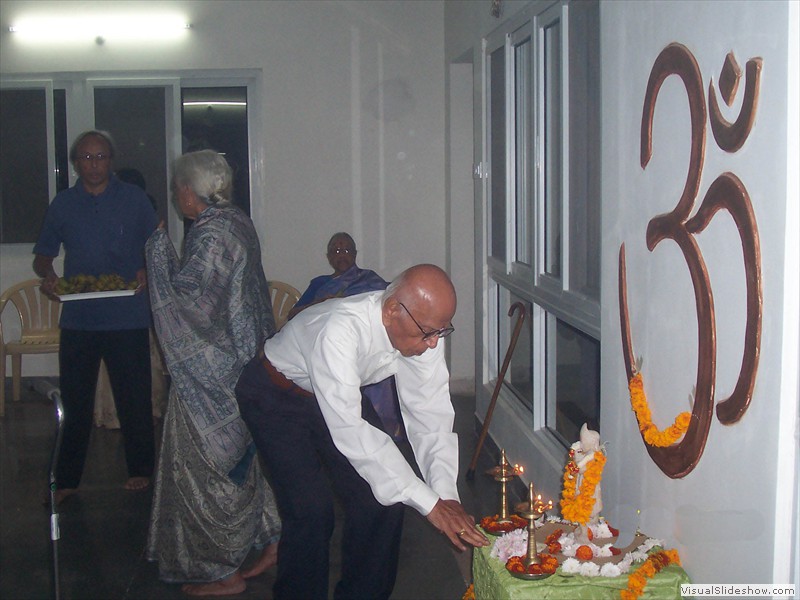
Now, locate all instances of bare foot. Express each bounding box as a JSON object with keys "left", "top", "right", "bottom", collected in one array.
[
  {"left": 181, "top": 572, "right": 246, "bottom": 596},
  {"left": 124, "top": 477, "right": 150, "bottom": 491},
  {"left": 241, "top": 542, "right": 278, "bottom": 579}
]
